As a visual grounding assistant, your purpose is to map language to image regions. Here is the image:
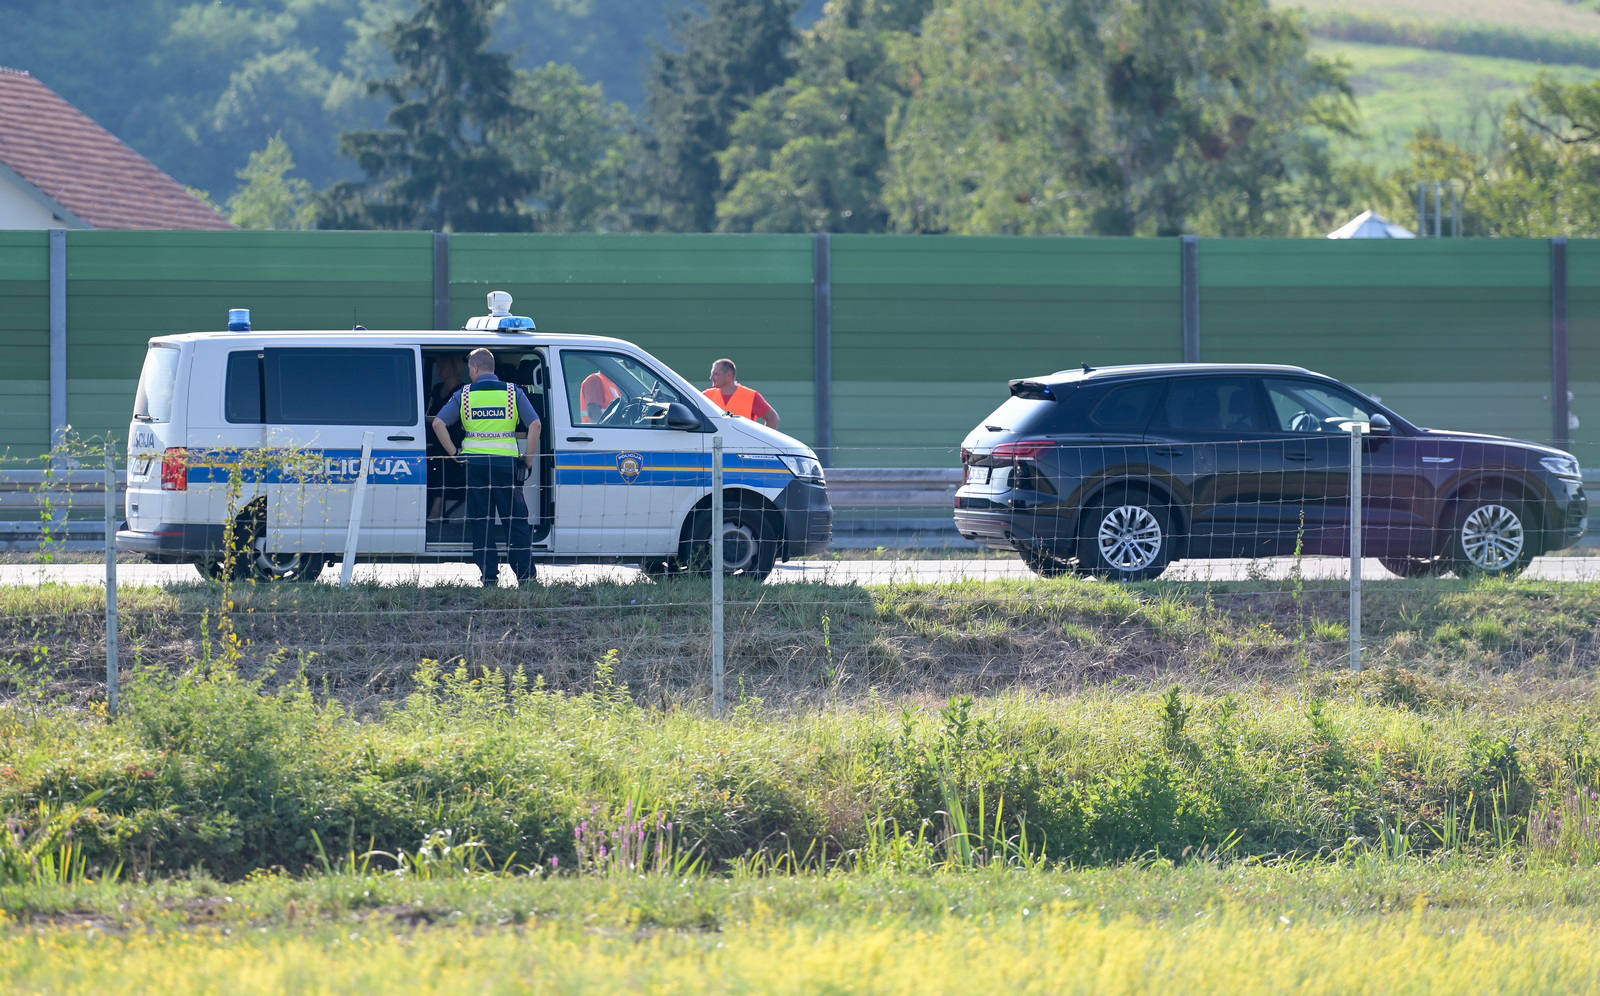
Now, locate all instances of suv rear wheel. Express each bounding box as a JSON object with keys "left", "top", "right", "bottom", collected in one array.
[
  {"left": 1448, "top": 494, "right": 1535, "bottom": 578},
  {"left": 1078, "top": 493, "right": 1173, "bottom": 581},
  {"left": 1018, "top": 546, "right": 1075, "bottom": 578},
  {"left": 1379, "top": 555, "right": 1452, "bottom": 579}
]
